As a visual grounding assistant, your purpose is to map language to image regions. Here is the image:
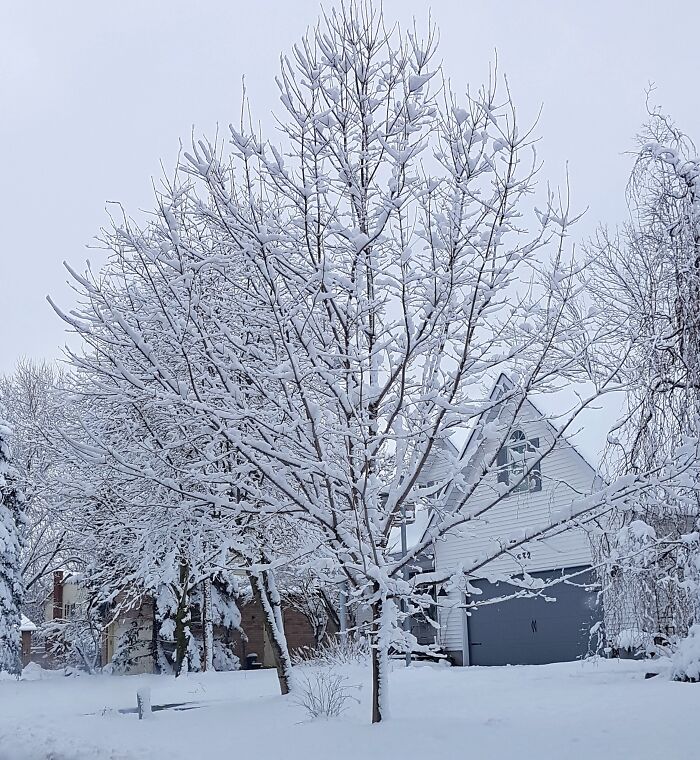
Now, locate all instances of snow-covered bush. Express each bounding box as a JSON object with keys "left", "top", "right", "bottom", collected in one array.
[
  {"left": 293, "top": 636, "right": 370, "bottom": 667},
  {"left": 672, "top": 624, "right": 700, "bottom": 682},
  {"left": 20, "top": 661, "right": 52, "bottom": 681},
  {"left": 614, "top": 628, "right": 651, "bottom": 656},
  {"left": 108, "top": 620, "right": 151, "bottom": 675},
  {"left": 294, "top": 671, "right": 359, "bottom": 719},
  {"left": 41, "top": 615, "right": 103, "bottom": 673},
  {"left": 212, "top": 640, "right": 240, "bottom": 672}
]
